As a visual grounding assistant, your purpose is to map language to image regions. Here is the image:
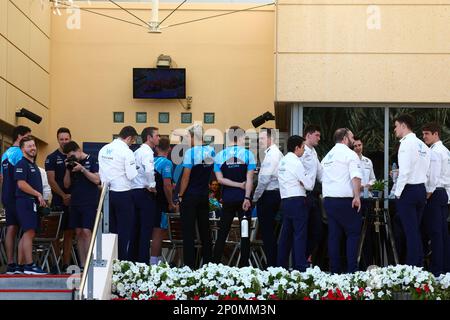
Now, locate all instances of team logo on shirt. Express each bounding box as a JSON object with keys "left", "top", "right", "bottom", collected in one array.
[{"left": 106, "top": 149, "right": 113, "bottom": 155}]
